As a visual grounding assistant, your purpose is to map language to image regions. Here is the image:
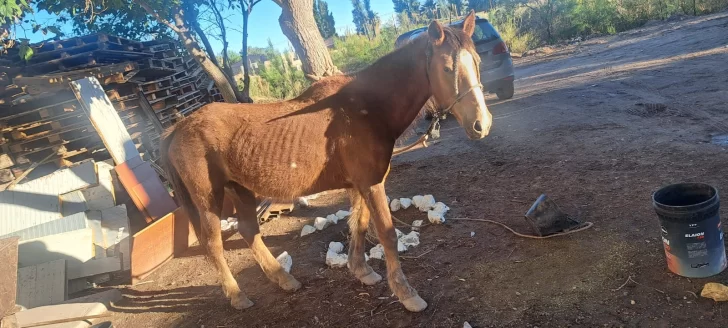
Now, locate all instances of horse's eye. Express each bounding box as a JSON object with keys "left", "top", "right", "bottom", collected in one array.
[{"left": 444, "top": 67, "right": 453, "bottom": 73}]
